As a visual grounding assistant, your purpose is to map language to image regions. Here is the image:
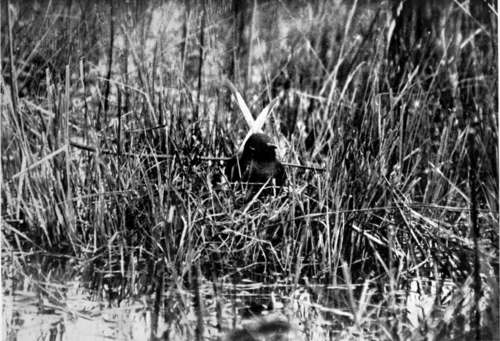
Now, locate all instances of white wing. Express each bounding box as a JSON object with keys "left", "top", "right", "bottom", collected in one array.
[
  {"left": 222, "top": 79, "right": 255, "bottom": 129},
  {"left": 237, "top": 98, "right": 280, "bottom": 153},
  {"left": 252, "top": 97, "right": 279, "bottom": 133}
]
